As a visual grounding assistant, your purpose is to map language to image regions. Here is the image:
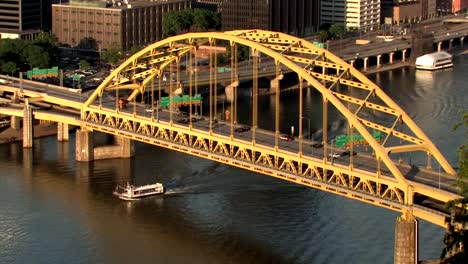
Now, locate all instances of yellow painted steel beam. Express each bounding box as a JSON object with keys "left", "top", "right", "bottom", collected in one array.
[
  {"left": 386, "top": 144, "right": 431, "bottom": 154},
  {"left": 356, "top": 117, "right": 424, "bottom": 145},
  {"left": 0, "top": 107, "right": 23, "bottom": 116}
]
